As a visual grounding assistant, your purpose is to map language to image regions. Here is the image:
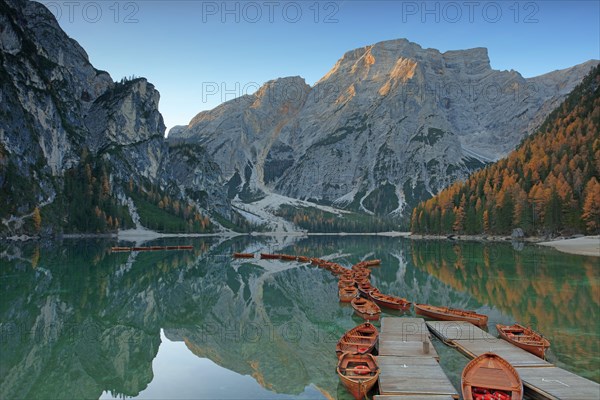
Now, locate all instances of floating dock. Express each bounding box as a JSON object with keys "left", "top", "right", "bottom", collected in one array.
[
  {"left": 426, "top": 320, "right": 600, "bottom": 400},
  {"left": 376, "top": 317, "right": 458, "bottom": 398}
]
